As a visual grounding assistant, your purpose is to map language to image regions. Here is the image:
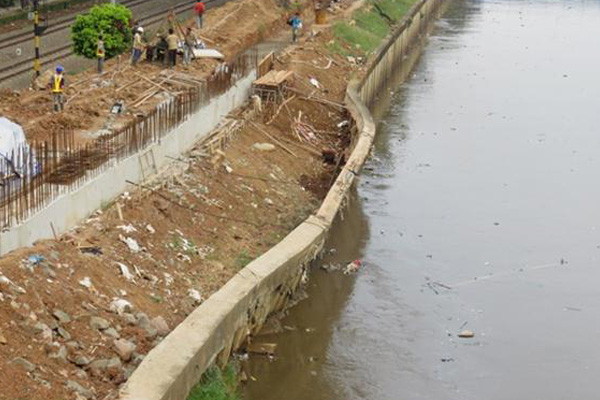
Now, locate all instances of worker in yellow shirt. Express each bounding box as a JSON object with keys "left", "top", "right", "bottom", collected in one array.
[
  {"left": 48, "top": 65, "right": 65, "bottom": 113},
  {"left": 166, "top": 28, "right": 179, "bottom": 68},
  {"left": 132, "top": 27, "right": 145, "bottom": 65}
]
